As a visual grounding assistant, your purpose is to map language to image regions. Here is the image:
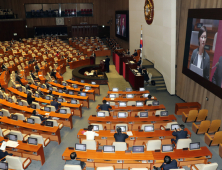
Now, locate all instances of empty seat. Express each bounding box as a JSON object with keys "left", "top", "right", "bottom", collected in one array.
[
  {"left": 96, "top": 166, "right": 114, "bottom": 170},
  {"left": 14, "top": 113, "right": 25, "bottom": 121},
  {"left": 127, "top": 101, "right": 136, "bottom": 106},
  {"left": 155, "top": 110, "right": 166, "bottom": 116},
  {"left": 64, "top": 165, "right": 82, "bottom": 170},
  {"left": 60, "top": 107, "right": 71, "bottom": 114},
  {"left": 9, "top": 130, "right": 29, "bottom": 141},
  {"left": 208, "top": 120, "right": 221, "bottom": 133},
  {"left": 176, "top": 138, "right": 192, "bottom": 149},
  {"left": 30, "top": 116, "right": 42, "bottom": 124},
  {"left": 32, "top": 102, "right": 40, "bottom": 109},
  {"left": 141, "top": 124, "right": 153, "bottom": 131},
  {"left": 21, "top": 100, "right": 29, "bottom": 106},
  {"left": 205, "top": 131, "right": 222, "bottom": 146},
  {"left": 196, "top": 109, "right": 208, "bottom": 122},
  {"left": 161, "top": 122, "right": 178, "bottom": 130},
  {"left": 1, "top": 109, "right": 11, "bottom": 117},
  {"left": 29, "top": 134, "right": 50, "bottom": 147},
  {"left": 182, "top": 110, "right": 198, "bottom": 123},
  {"left": 46, "top": 105, "right": 56, "bottom": 112},
  {"left": 191, "top": 162, "right": 218, "bottom": 170},
  {"left": 6, "top": 155, "right": 32, "bottom": 170},
  {"left": 99, "top": 110, "right": 110, "bottom": 117},
  {"left": 146, "top": 140, "right": 161, "bottom": 151},
  {"left": 112, "top": 142, "right": 127, "bottom": 151},
  {"left": 82, "top": 140, "right": 97, "bottom": 150},
  {"left": 0, "top": 128, "right": 10, "bottom": 137},
  {"left": 192, "top": 120, "right": 211, "bottom": 134}
]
